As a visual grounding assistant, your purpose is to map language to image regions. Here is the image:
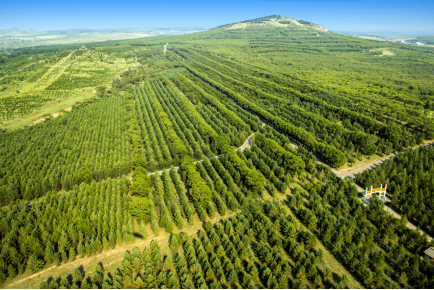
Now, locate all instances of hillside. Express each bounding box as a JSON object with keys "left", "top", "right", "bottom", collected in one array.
[{"left": 0, "top": 16, "right": 434, "bottom": 289}]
